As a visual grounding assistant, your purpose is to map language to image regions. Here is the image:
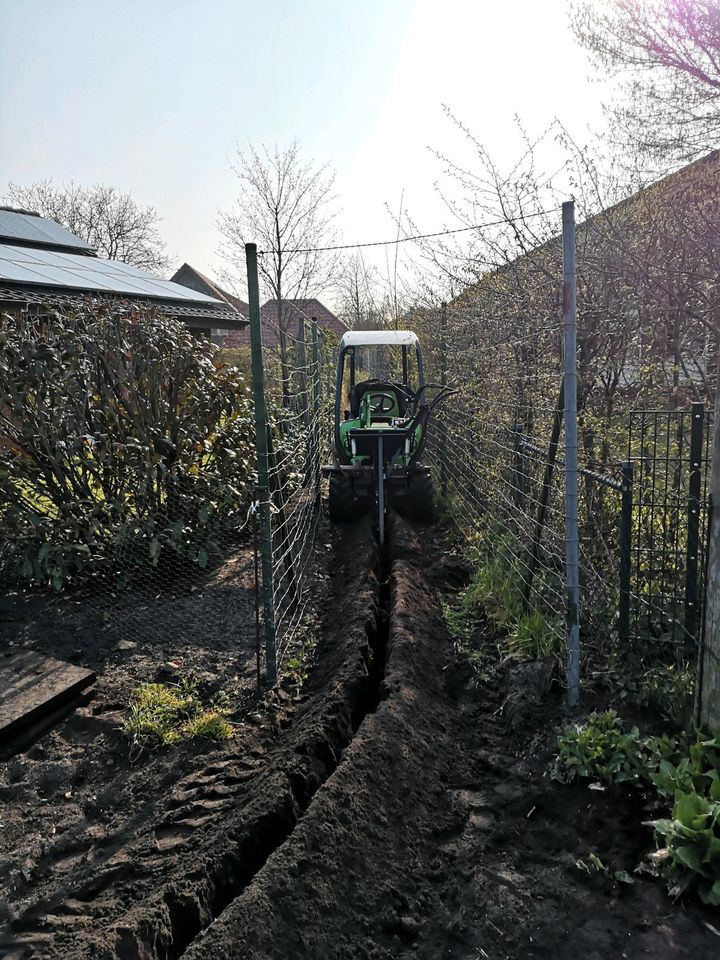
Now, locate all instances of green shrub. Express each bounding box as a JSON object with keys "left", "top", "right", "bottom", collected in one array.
[
  {"left": 216, "top": 346, "right": 252, "bottom": 381},
  {"left": 618, "top": 663, "right": 695, "bottom": 730},
  {"left": 554, "top": 711, "right": 720, "bottom": 905},
  {"left": 0, "top": 304, "right": 255, "bottom": 588},
  {"left": 553, "top": 709, "right": 679, "bottom": 785}
]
